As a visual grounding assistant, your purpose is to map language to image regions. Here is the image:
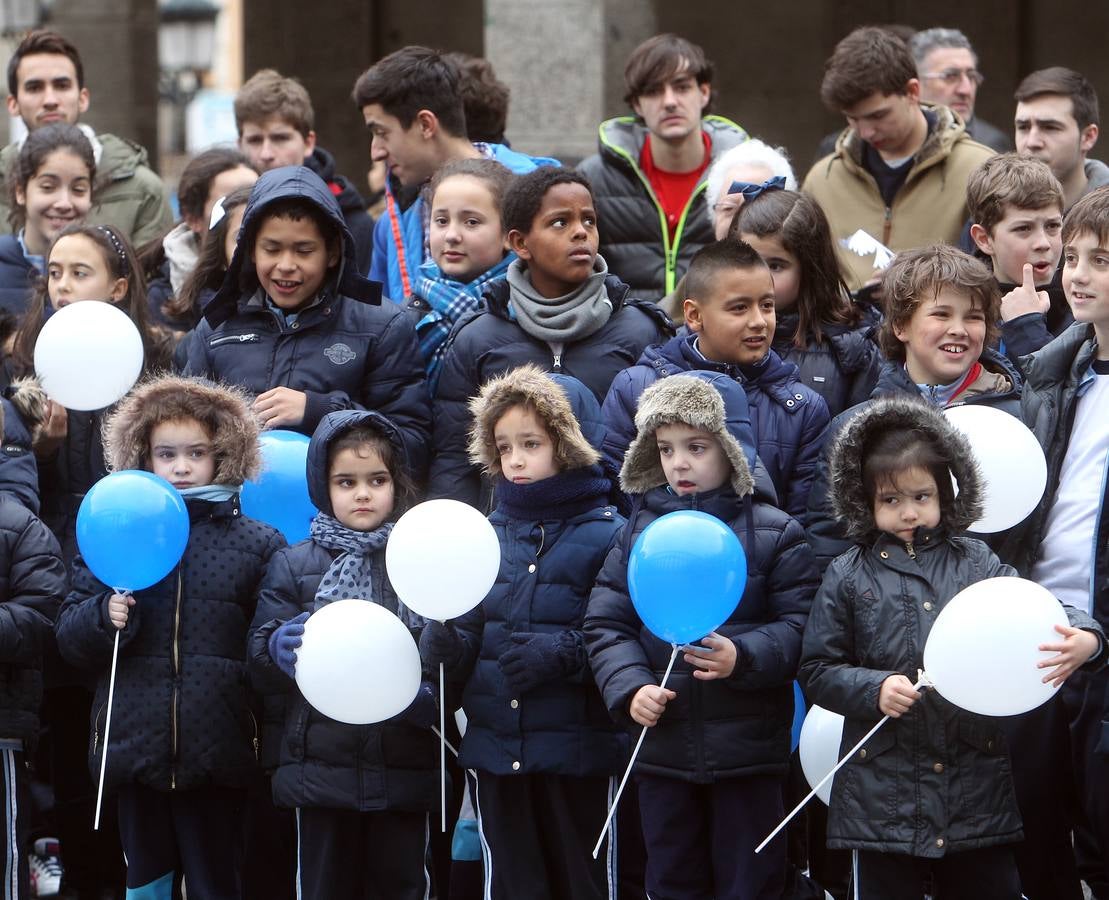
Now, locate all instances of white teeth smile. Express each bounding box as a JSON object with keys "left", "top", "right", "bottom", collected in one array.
[{"left": 941, "top": 345, "right": 965, "bottom": 353}]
